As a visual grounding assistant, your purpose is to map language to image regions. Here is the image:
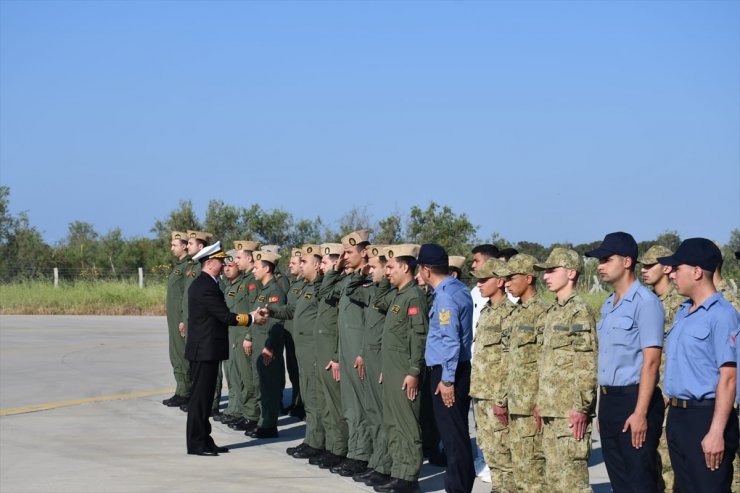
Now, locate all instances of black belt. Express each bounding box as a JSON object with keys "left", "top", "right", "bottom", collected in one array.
[
  {"left": 600, "top": 384, "right": 639, "bottom": 395},
  {"left": 669, "top": 397, "right": 715, "bottom": 409}
]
